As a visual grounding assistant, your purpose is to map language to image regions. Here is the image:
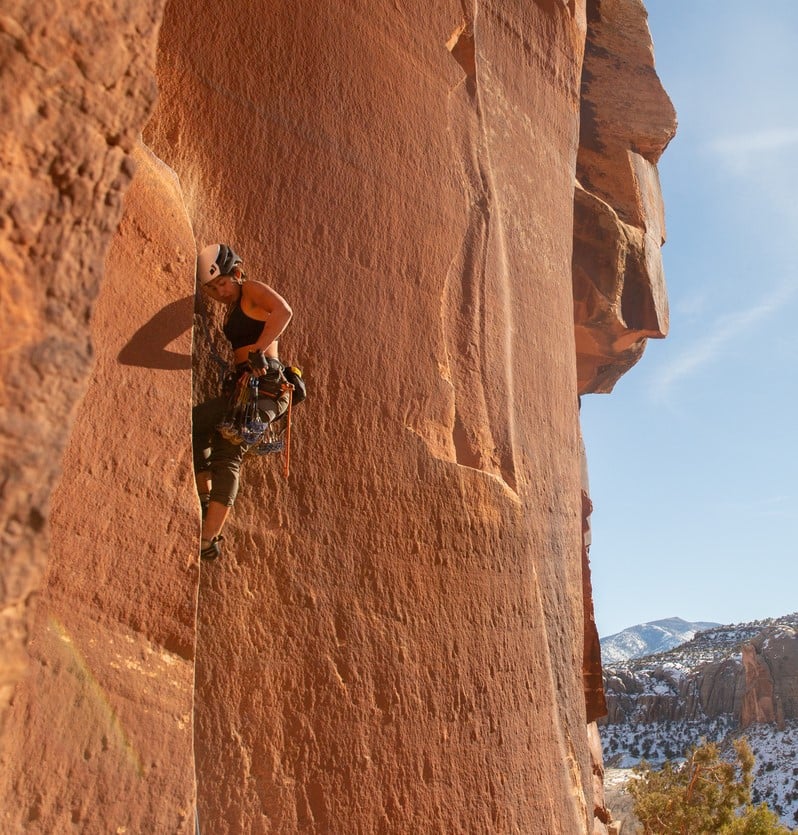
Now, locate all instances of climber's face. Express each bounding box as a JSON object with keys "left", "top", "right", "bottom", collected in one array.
[{"left": 203, "top": 274, "right": 241, "bottom": 304}]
